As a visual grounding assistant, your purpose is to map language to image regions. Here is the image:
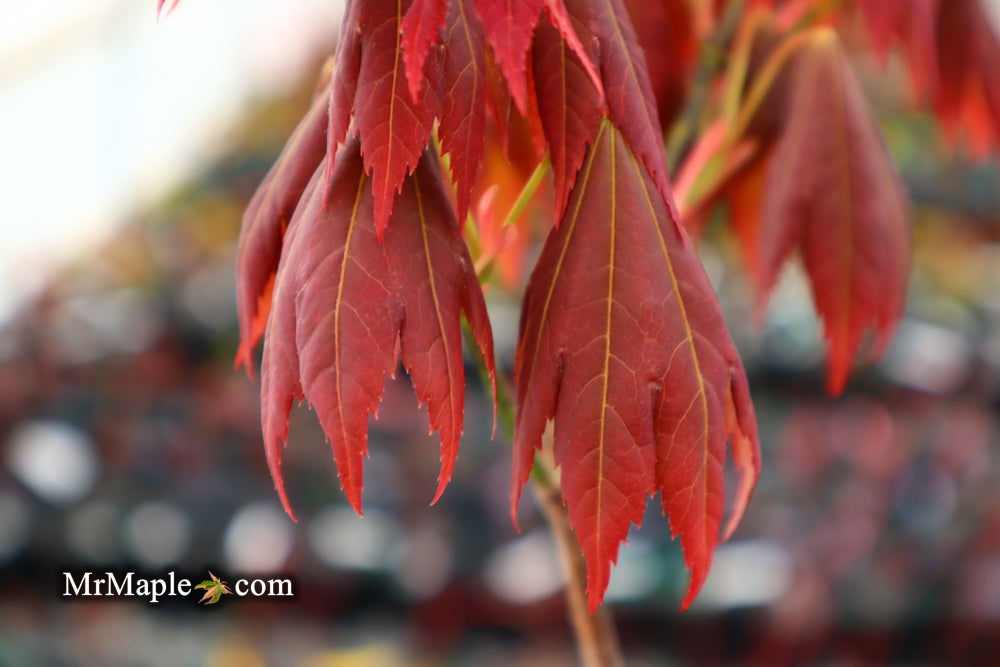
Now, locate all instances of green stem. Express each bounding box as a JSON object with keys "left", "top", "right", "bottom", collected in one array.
[
  {"left": 503, "top": 155, "right": 551, "bottom": 227},
  {"left": 666, "top": 0, "right": 746, "bottom": 169}
]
